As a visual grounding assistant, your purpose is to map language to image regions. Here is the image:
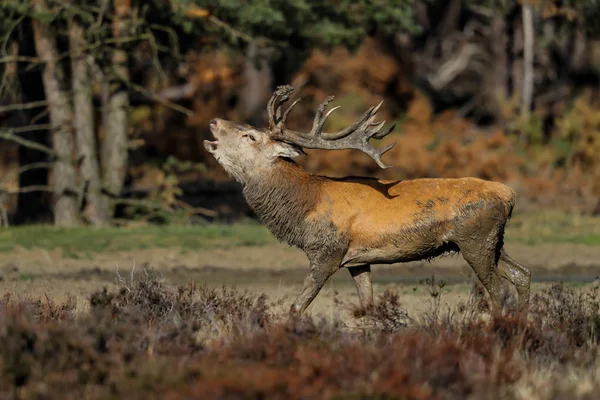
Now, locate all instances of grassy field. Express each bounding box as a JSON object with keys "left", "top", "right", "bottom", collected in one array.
[
  {"left": 0, "top": 209, "right": 599, "bottom": 313},
  {"left": 0, "top": 220, "right": 274, "bottom": 256},
  {"left": 0, "top": 210, "right": 599, "bottom": 398},
  {"left": 0, "top": 210, "right": 599, "bottom": 257}
]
